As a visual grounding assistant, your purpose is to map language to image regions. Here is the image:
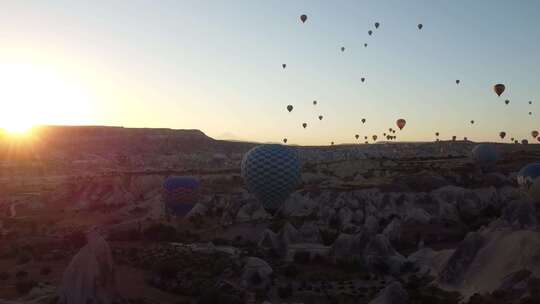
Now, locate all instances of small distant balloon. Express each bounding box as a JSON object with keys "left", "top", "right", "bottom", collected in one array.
[
  {"left": 456, "top": 80, "right": 460, "bottom": 85},
  {"left": 313, "top": 100, "right": 317, "bottom": 105},
  {"left": 318, "top": 115, "right": 323, "bottom": 120},
  {"left": 529, "top": 101, "right": 533, "bottom": 105},
  {"left": 364, "top": 43, "right": 368, "bottom": 47},
  {"left": 368, "top": 30, "right": 373, "bottom": 36},
  {"left": 361, "top": 118, "right": 366, "bottom": 124},
  {"left": 505, "top": 99, "right": 510, "bottom": 105},
  {"left": 300, "top": 14, "right": 307, "bottom": 23},
  {"left": 532, "top": 130, "right": 539, "bottom": 138},
  {"left": 522, "top": 139, "right": 529, "bottom": 145},
  {"left": 511, "top": 137, "right": 515, "bottom": 141},
  {"left": 470, "top": 120, "right": 475, "bottom": 124},
  {"left": 374, "top": 22, "right": 380, "bottom": 29},
  {"left": 302, "top": 123, "right": 307, "bottom": 129},
  {"left": 499, "top": 131, "right": 506, "bottom": 139},
  {"left": 364, "top": 136, "right": 368, "bottom": 140},
  {"left": 361, "top": 77, "right": 365, "bottom": 83},
  {"left": 435, "top": 132, "right": 440, "bottom": 137},
  {"left": 331, "top": 141, "right": 334, "bottom": 145},
  {"left": 417, "top": 23, "right": 423, "bottom": 30},
  {"left": 452, "top": 136, "right": 457, "bottom": 141},
  {"left": 341, "top": 46, "right": 345, "bottom": 52},
  {"left": 529, "top": 112, "right": 533, "bottom": 115},
  {"left": 493, "top": 84, "right": 505, "bottom": 97},
  {"left": 464, "top": 137, "right": 468, "bottom": 141},
  {"left": 396, "top": 118, "right": 406, "bottom": 130},
  {"left": 355, "top": 134, "right": 359, "bottom": 140},
  {"left": 283, "top": 138, "right": 287, "bottom": 143},
  {"left": 287, "top": 105, "right": 293, "bottom": 112},
  {"left": 282, "top": 64, "right": 287, "bottom": 69},
  {"left": 372, "top": 135, "right": 378, "bottom": 141},
  {"left": 515, "top": 140, "right": 519, "bottom": 144}
]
